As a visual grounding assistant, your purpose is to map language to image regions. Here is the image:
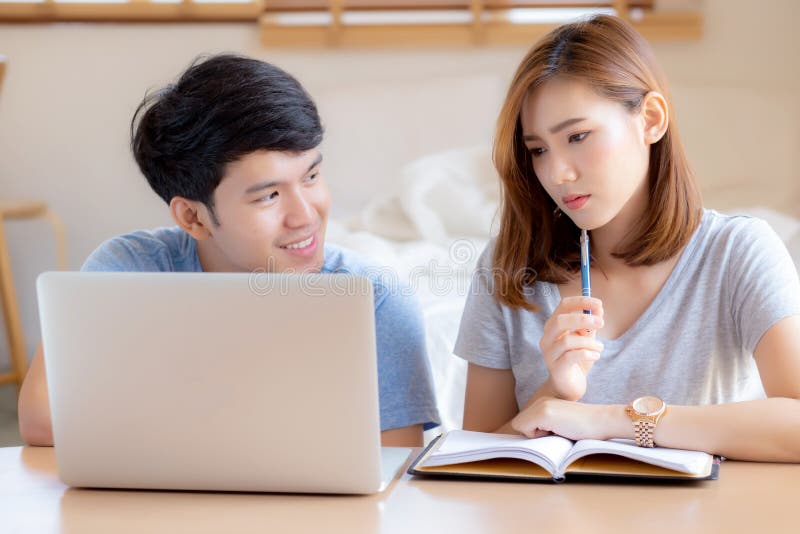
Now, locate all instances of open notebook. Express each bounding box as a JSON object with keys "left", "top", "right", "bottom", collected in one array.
[{"left": 409, "top": 430, "right": 719, "bottom": 482}]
